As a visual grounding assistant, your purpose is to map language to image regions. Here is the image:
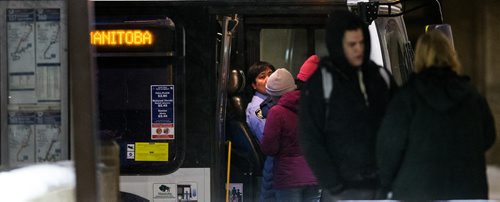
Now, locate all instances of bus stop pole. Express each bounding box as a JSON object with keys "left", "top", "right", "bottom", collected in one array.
[{"left": 68, "top": 0, "right": 99, "bottom": 201}]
